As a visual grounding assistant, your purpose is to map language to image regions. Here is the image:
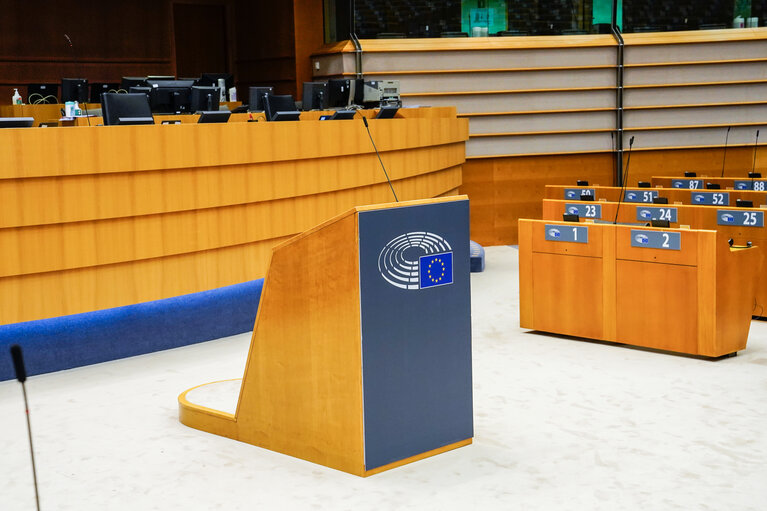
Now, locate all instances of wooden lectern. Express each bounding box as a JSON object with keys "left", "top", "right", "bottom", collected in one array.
[
  {"left": 519, "top": 219, "right": 759, "bottom": 357},
  {"left": 179, "top": 197, "right": 473, "bottom": 476}
]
